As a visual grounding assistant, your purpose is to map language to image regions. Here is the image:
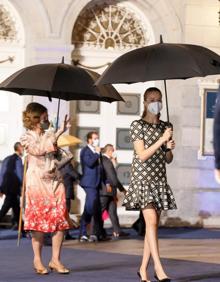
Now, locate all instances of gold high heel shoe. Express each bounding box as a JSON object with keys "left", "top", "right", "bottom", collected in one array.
[
  {"left": 48, "top": 261, "right": 70, "bottom": 274},
  {"left": 33, "top": 262, "right": 49, "bottom": 275}
]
